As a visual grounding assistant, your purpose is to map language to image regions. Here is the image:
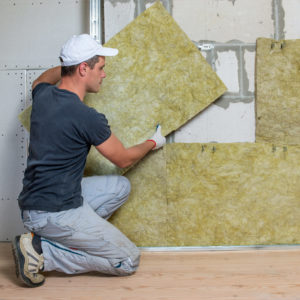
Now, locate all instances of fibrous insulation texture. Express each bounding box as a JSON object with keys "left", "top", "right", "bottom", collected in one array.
[
  {"left": 19, "top": 2, "right": 226, "bottom": 175},
  {"left": 256, "top": 38, "right": 300, "bottom": 144},
  {"left": 110, "top": 143, "right": 300, "bottom": 246},
  {"left": 84, "top": 1, "right": 226, "bottom": 175}
]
